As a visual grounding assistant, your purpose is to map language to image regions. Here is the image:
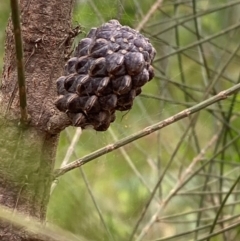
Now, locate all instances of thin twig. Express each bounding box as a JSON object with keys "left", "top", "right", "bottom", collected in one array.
[
  {"left": 10, "top": 0, "right": 28, "bottom": 124},
  {"left": 132, "top": 129, "right": 220, "bottom": 241},
  {"left": 88, "top": 0, "right": 105, "bottom": 23},
  {"left": 134, "top": 134, "right": 240, "bottom": 241},
  {"left": 154, "top": 216, "right": 240, "bottom": 241},
  {"left": 155, "top": 22, "right": 240, "bottom": 62},
  {"left": 59, "top": 129, "right": 115, "bottom": 241},
  {"left": 153, "top": 0, "right": 240, "bottom": 37},
  {"left": 136, "top": 0, "right": 164, "bottom": 31},
  {"left": 152, "top": 35, "right": 239, "bottom": 85},
  {"left": 108, "top": 127, "right": 153, "bottom": 192},
  {"left": 195, "top": 220, "right": 240, "bottom": 241},
  {"left": 50, "top": 128, "right": 82, "bottom": 194},
  {"left": 207, "top": 174, "right": 240, "bottom": 241},
  {"left": 78, "top": 168, "right": 116, "bottom": 241},
  {"left": 157, "top": 200, "right": 240, "bottom": 221},
  {"left": 54, "top": 83, "right": 240, "bottom": 178}
]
